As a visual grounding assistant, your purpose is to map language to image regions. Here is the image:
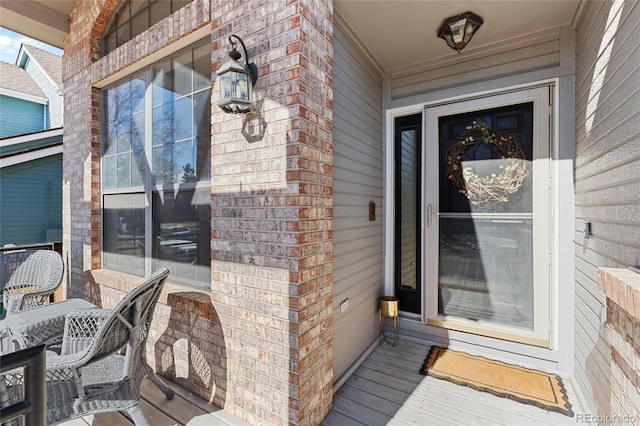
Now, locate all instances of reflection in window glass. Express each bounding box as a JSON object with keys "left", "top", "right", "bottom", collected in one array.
[
  {"left": 173, "top": 51, "right": 192, "bottom": 96},
  {"left": 151, "top": 52, "right": 209, "bottom": 185},
  {"left": 130, "top": 0, "right": 146, "bottom": 15},
  {"left": 150, "top": 0, "right": 172, "bottom": 28},
  {"left": 131, "top": 9, "right": 148, "bottom": 40},
  {"left": 117, "top": 22, "right": 130, "bottom": 47},
  {"left": 102, "top": 42, "right": 210, "bottom": 287},
  {"left": 103, "top": 0, "right": 193, "bottom": 56},
  {"left": 152, "top": 188, "right": 211, "bottom": 285},
  {"left": 103, "top": 193, "right": 145, "bottom": 275},
  {"left": 193, "top": 44, "right": 211, "bottom": 91},
  {"left": 103, "top": 75, "right": 146, "bottom": 190},
  {"left": 173, "top": 96, "right": 192, "bottom": 140}
]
